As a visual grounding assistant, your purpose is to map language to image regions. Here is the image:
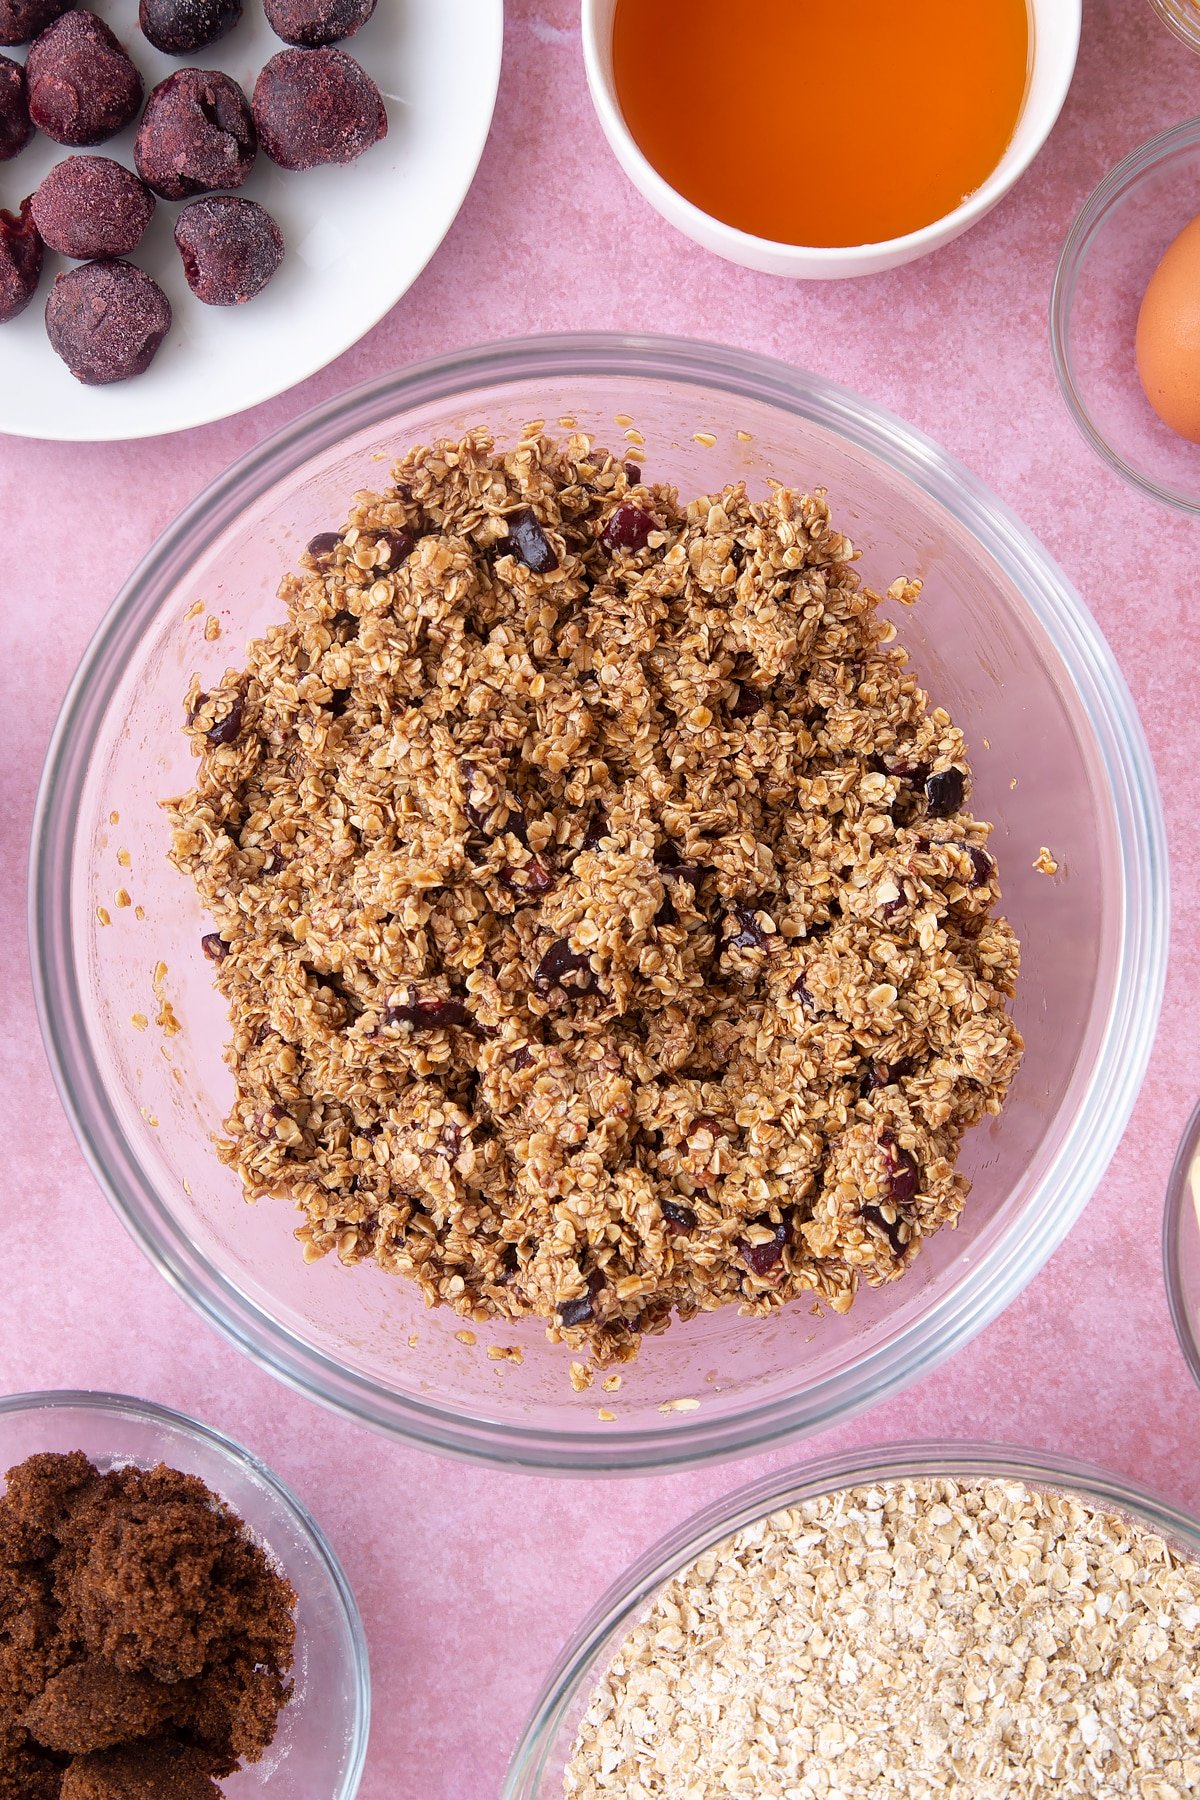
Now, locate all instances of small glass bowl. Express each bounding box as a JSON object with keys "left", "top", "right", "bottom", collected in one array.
[
  {"left": 1165, "top": 1100, "right": 1200, "bottom": 1393},
  {"left": 502, "top": 1440, "right": 1200, "bottom": 1796},
  {"left": 1051, "top": 117, "right": 1200, "bottom": 513},
  {"left": 0, "top": 1391, "right": 370, "bottom": 1798},
  {"left": 1145, "top": 0, "right": 1200, "bottom": 53}
]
